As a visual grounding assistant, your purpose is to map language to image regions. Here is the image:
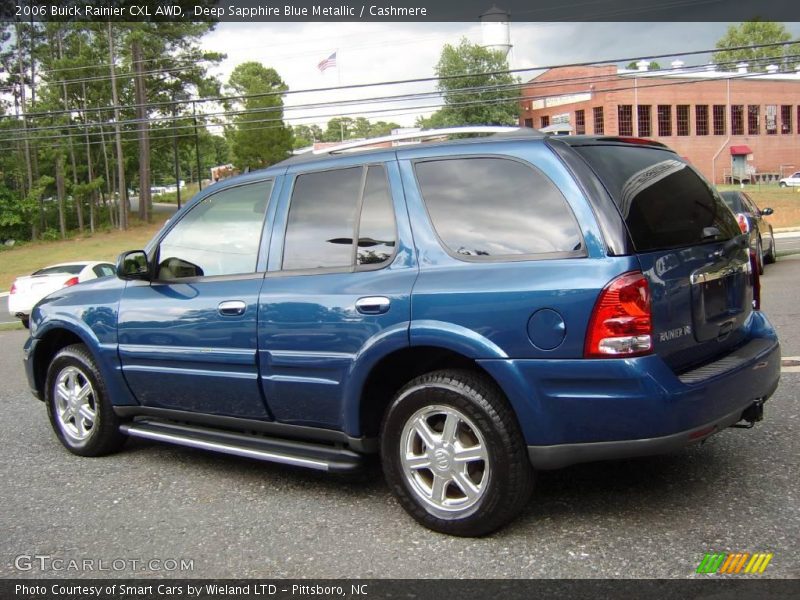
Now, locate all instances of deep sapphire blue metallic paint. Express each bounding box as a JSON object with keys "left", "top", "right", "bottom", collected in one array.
[{"left": 23, "top": 134, "right": 781, "bottom": 467}]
